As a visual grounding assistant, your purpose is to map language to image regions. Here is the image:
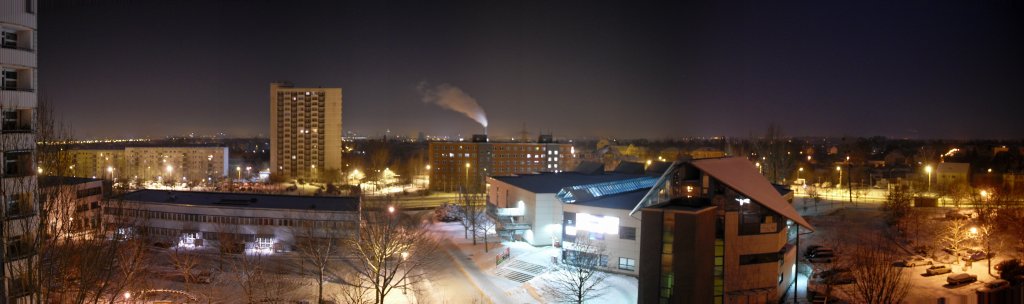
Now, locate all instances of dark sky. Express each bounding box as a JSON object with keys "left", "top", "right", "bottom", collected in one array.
[{"left": 41, "top": 0, "right": 1024, "bottom": 140}]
